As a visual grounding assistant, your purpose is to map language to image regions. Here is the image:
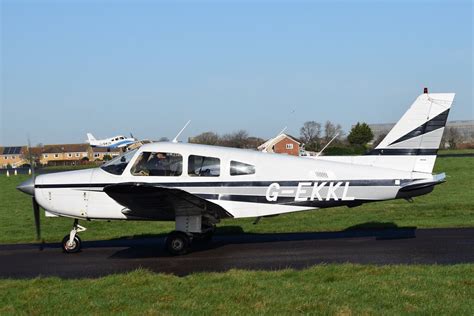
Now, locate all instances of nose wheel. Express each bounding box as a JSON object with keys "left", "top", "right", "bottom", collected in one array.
[
  {"left": 62, "top": 219, "right": 86, "bottom": 254},
  {"left": 62, "top": 235, "right": 82, "bottom": 253}
]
